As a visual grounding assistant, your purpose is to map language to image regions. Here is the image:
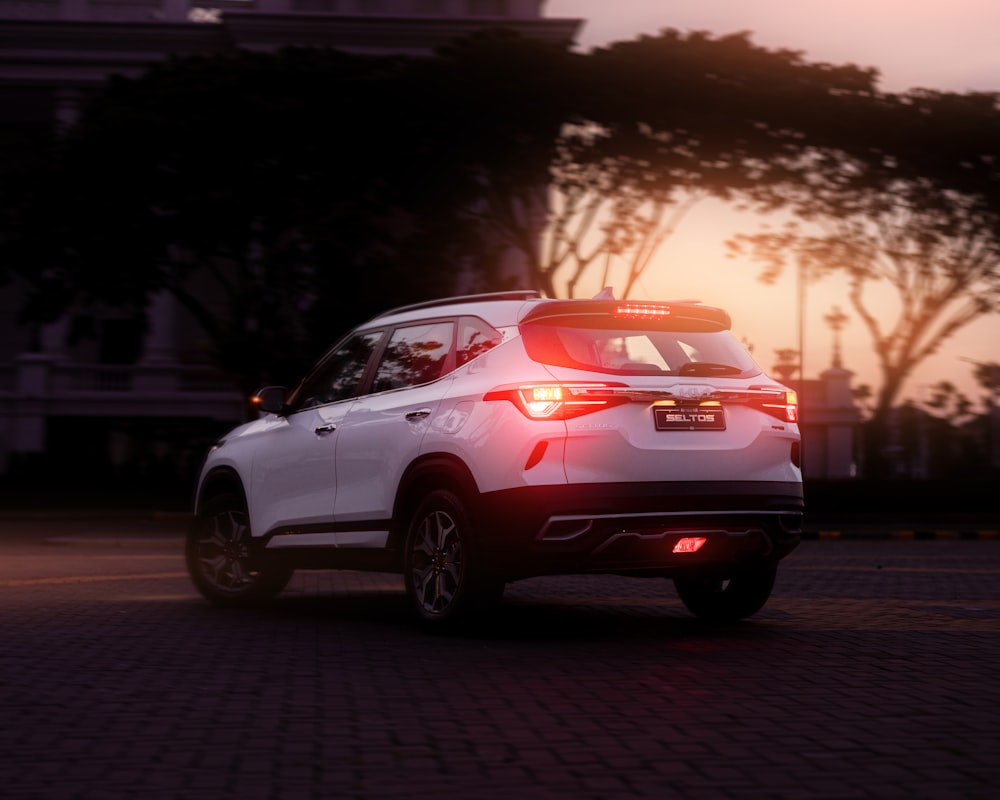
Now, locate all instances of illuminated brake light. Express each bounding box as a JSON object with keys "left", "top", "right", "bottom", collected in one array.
[
  {"left": 751, "top": 387, "right": 799, "bottom": 423},
  {"left": 673, "top": 537, "right": 707, "bottom": 554},
  {"left": 527, "top": 386, "right": 562, "bottom": 410},
  {"left": 615, "top": 303, "right": 672, "bottom": 320},
  {"left": 484, "top": 383, "right": 625, "bottom": 420},
  {"left": 523, "top": 386, "right": 565, "bottom": 417},
  {"left": 785, "top": 393, "right": 799, "bottom": 423}
]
